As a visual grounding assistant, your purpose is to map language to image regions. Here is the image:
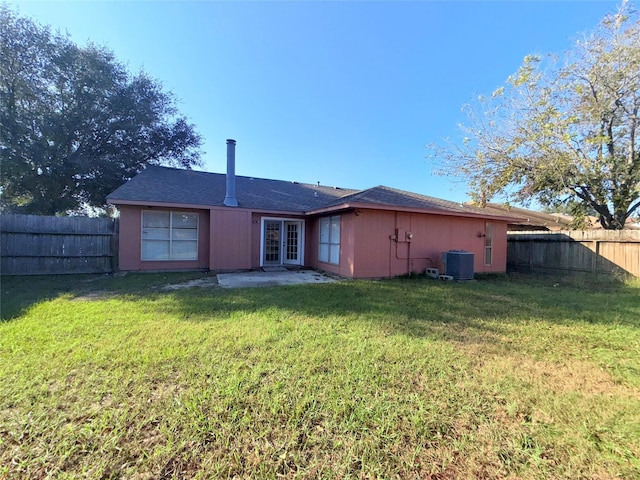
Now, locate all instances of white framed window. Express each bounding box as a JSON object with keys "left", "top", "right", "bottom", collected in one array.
[
  {"left": 484, "top": 221, "right": 493, "bottom": 265},
  {"left": 142, "top": 210, "right": 198, "bottom": 261},
  {"left": 319, "top": 215, "right": 340, "bottom": 265}
]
